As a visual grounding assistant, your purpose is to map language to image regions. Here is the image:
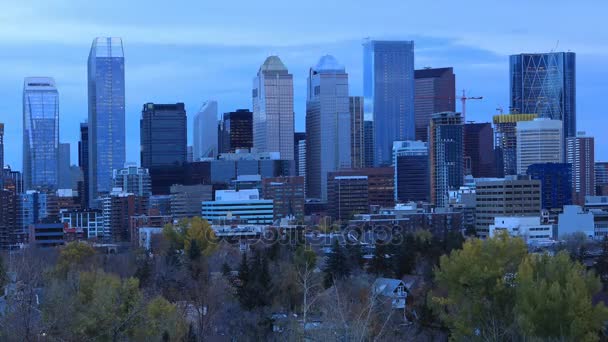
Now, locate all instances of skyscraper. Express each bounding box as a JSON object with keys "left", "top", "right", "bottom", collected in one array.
[
  {"left": 526, "top": 163, "right": 572, "bottom": 212},
  {"left": 516, "top": 118, "right": 563, "bottom": 175},
  {"left": 193, "top": 100, "right": 218, "bottom": 160},
  {"left": 350, "top": 96, "right": 365, "bottom": 168},
  {"left": 429, "top": 112, "right": 464, "bottom": 207},
  {"left": 306, "top": 55, "right": 351, "bottom": 201},
  {"left": 58, "top": 143, "right": 71, "bottom": 189},
  {"left": 113, "top": 164, "right": 152, "bottom": 197},
  {"left": 363, "top": 120, "right": 374, "bottom": 167},
  {"left": 363, "top": 40, "right": 415, "bottom": 166},
  {"left": 219, "top": 109, "right": 253, "bottom": 153},
  {"left": 493, "top": 113, "right": 537, "bottom": 176},
  {"left": 23, "top": 77, "right": 59, "bottom": 191},
  {"left": 567, "top": 133, "right": 595, "bottom": 205},
  {"left": 510, "top": 52, "right": 576, "bottom": 148},
  {"left": 464, "top": 123, "right": 495, "bottom": 178},
  {"left": 140, "top": 103, "right": 187, "bottom": 194},
  {"left": 0, "top": 123, "right": 3, "bottom": 170},
  {"left": 414, "top": 67, "right": 456, "bottom": 142},
  {"left": 294, "top": 132, "right": 306, "bottom": 176},
  {"left": 78, "top": 122, "right": 89, "bottom": 208},
  {"left": 252, "top": 56, "right": 294, "bottom": 160},
  {"left": 88, "top": 37, "right": 125, "bottom": 205},
  {"left": 393, "top": 141, "right": 429, "bottom": 203},
  {"left": 596, "top": 162, "right": 608, "bottom": 196}
]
